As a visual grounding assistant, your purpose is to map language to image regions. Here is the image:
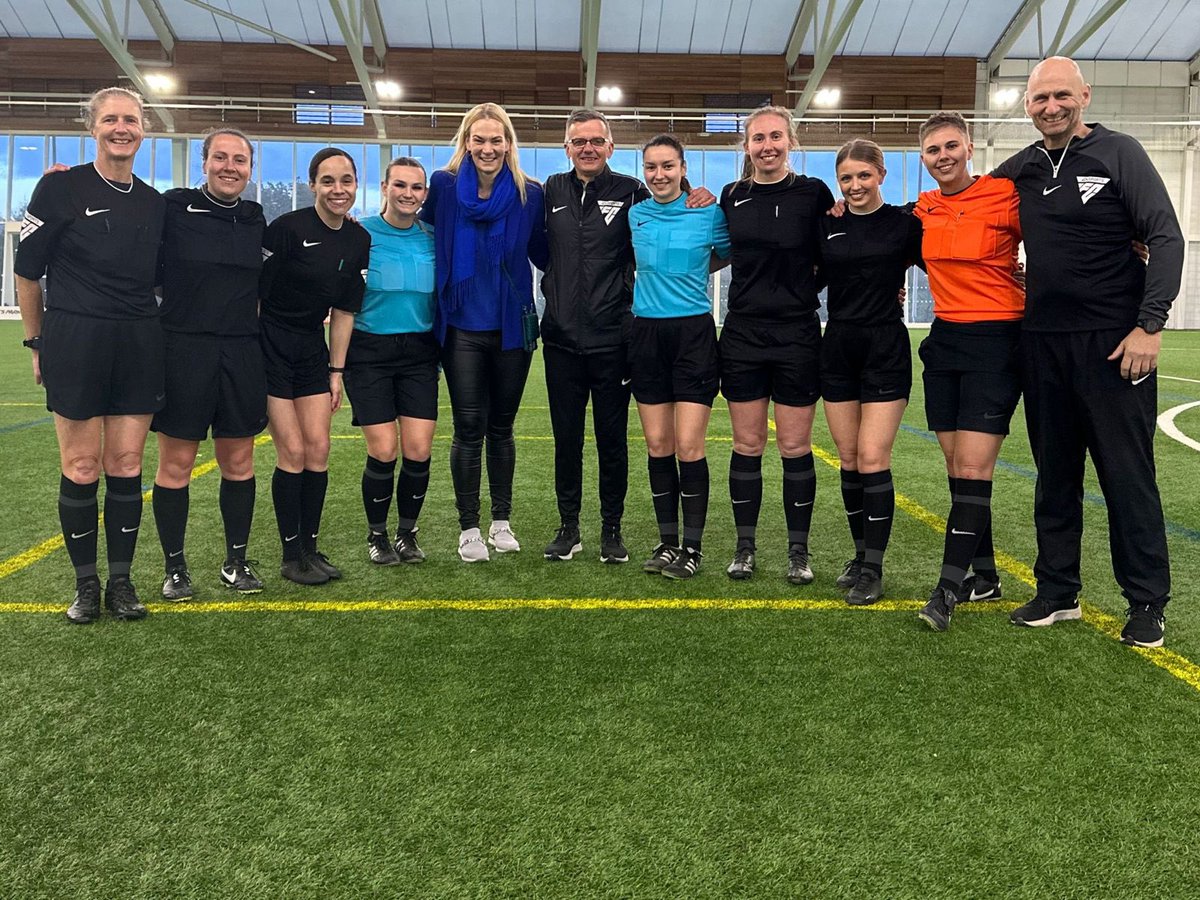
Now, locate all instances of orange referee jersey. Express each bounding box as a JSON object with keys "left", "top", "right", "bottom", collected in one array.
[{"left": 914, "top": 174, "right": 1024, "bottom": 323}]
